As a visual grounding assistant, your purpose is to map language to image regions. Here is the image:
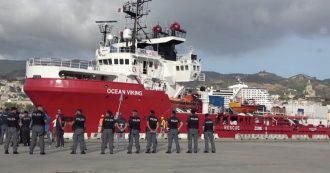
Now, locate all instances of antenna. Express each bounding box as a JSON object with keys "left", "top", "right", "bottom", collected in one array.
[
  {"left": 122, "top": 0, "right": 152, "bottom": 51},
  {"left": 96, "top": 20, "right": 117, "bottom": 46}
]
